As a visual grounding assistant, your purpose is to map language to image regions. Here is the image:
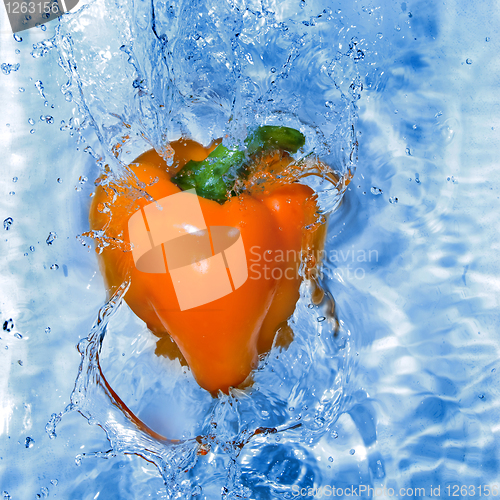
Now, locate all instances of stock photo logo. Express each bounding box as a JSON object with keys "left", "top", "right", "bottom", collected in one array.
[
  {"left": 3, "top": 0, "right": 79, "bottom": 34},
  {"left": 128, "top": 189, "right": 248, "bottom": 311}
]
